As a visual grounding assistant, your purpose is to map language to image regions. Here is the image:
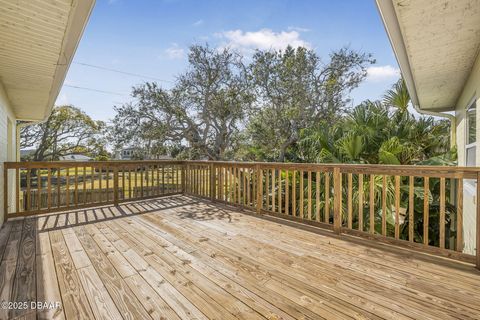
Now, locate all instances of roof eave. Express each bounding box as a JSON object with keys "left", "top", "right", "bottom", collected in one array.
[
  {"left": 375, "top": 0, "right": 439, "bottom": 111},
  {"left": 39, "top": 0, "right": 95, "bottom": 122}
]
